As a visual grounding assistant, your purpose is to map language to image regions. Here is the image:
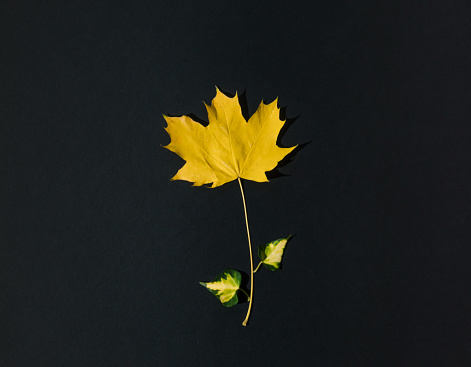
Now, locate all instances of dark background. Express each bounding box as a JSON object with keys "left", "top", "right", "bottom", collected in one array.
[{"left": 1, "top": 0, "right": 471, "bottom": 365}]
